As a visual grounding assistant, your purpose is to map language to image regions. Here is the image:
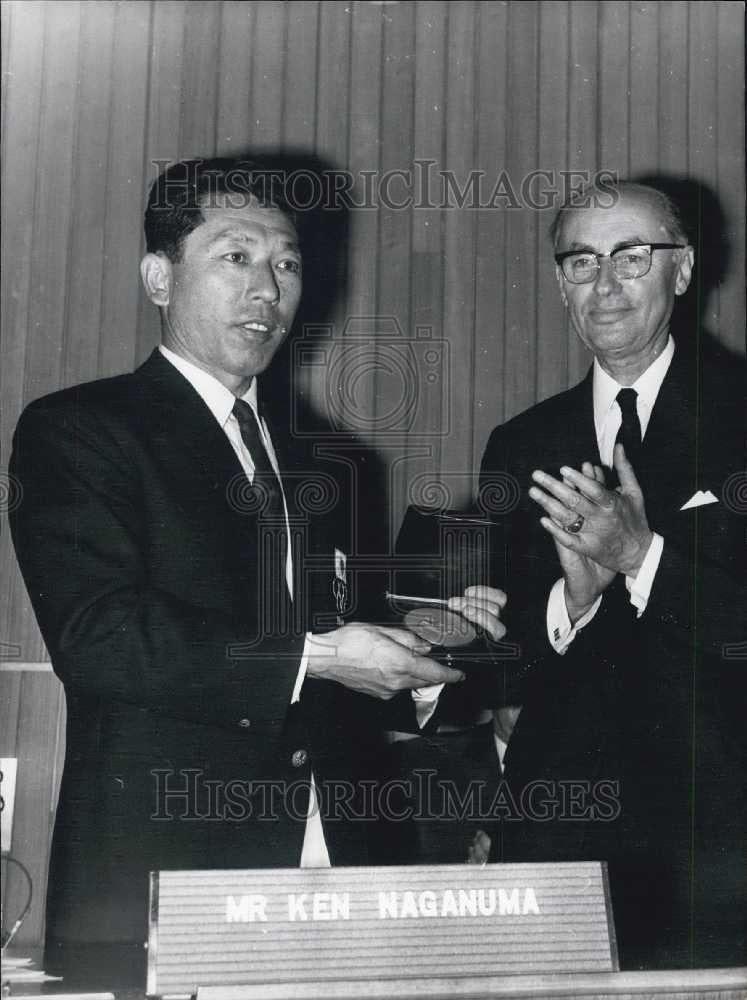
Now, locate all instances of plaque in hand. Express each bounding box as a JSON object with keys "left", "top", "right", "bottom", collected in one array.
[
  {"left": 403, "top": 607, "right": 476, "bottom": 647},
  {"left": 386, "top": 595, "right": 496, "bottom": 673}
]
